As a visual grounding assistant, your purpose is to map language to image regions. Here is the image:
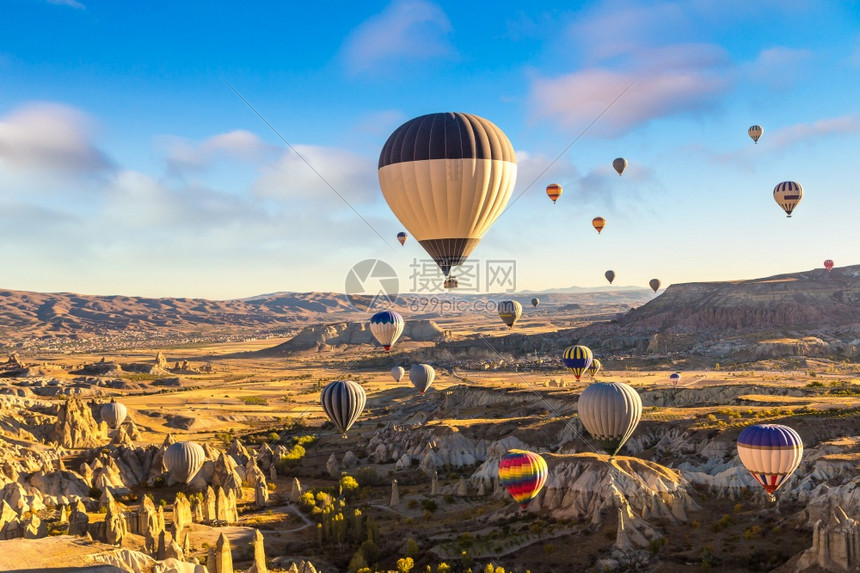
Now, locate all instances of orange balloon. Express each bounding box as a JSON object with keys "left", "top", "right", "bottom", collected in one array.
[
  {"left": 546, "top": 183, "right": 562, "bottom": 204},
  {"left": 592, "top": 217, "right": 606, "bottom": 234}
]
